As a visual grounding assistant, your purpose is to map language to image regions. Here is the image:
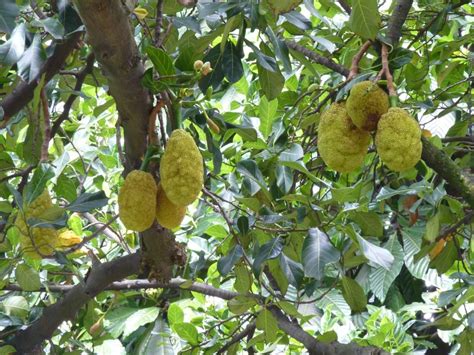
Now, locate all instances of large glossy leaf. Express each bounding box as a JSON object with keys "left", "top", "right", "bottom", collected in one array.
[
  {"left": 302, "top": 228, "right": 339, "bottom": 280},
  {"left": 17, "top": 33, "right": 45, "bottom": 83},
  {"left": 105, "top": 307, "right": 159, "bottom": 338},
  {"left": 24, "top": 164, "right": 54, "bottom": 205},
  {"left": 0, "top": 0, "right": 19, "bottom": 34},
  {"left": 256, "top": 308, "right": 278, "bottom": 342},
  {"left": 259, "top": 96, "right": 278, "bottom": 138},
  {"left": 369, "top": 235, "right": 404, "bottom": 302},
  {"left": 136, "top": 317, "right": 173, "bottom": 355},
  {"left": 66, "top": 191, "right": 108, "bottom": 212},
  {"left": 314, "top": 288, "right": 351, "bottom": 316},
  {"left": 349, "top": 0, "right": 380, "bottom": 40},
  {"left": 280, "top": 254, "right": 303, "bottom": 287},
  {"left": 253, "top": 237, "right": 283, "bottom": 274},
  {"left": 146, "top": 47, "right": 175, "bottom": 76},
  {"left": 217, "top": 244, "right": 243, "bottom": 276},
  {"left": 222, "top": 41, "right": 243, "bottom": 84},
  {"left": 349, "top": 211, "right": 383, "bottom": 238},
  {"left": 357, "top": 234, "right": 394, "bottom": 270},
  {"left": 15, "top": 264, "right": 41, "bottom": 292},
  {"left": 0, "top": 23, "right": 25, "bottom": 65},
  {"left": 341, "top": 276, "right": 367, "bottom": 312},
  {"left": 173, "top": 322, "right": 199, "bottom": 345}
]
